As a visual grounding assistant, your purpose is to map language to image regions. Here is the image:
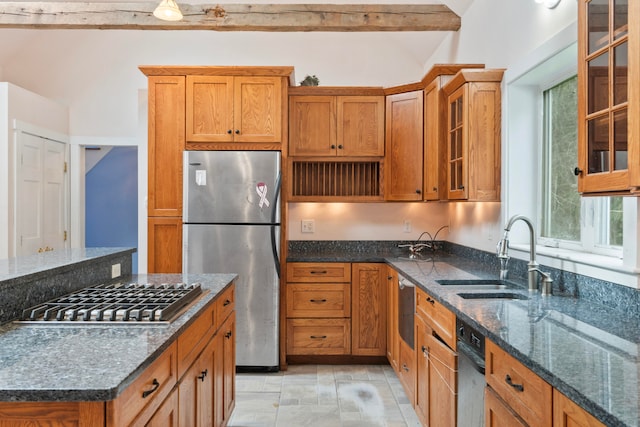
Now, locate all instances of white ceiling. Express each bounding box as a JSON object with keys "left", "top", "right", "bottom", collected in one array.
[{"left": 0, "top": 0, "right": 473, "bottom": 71}]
